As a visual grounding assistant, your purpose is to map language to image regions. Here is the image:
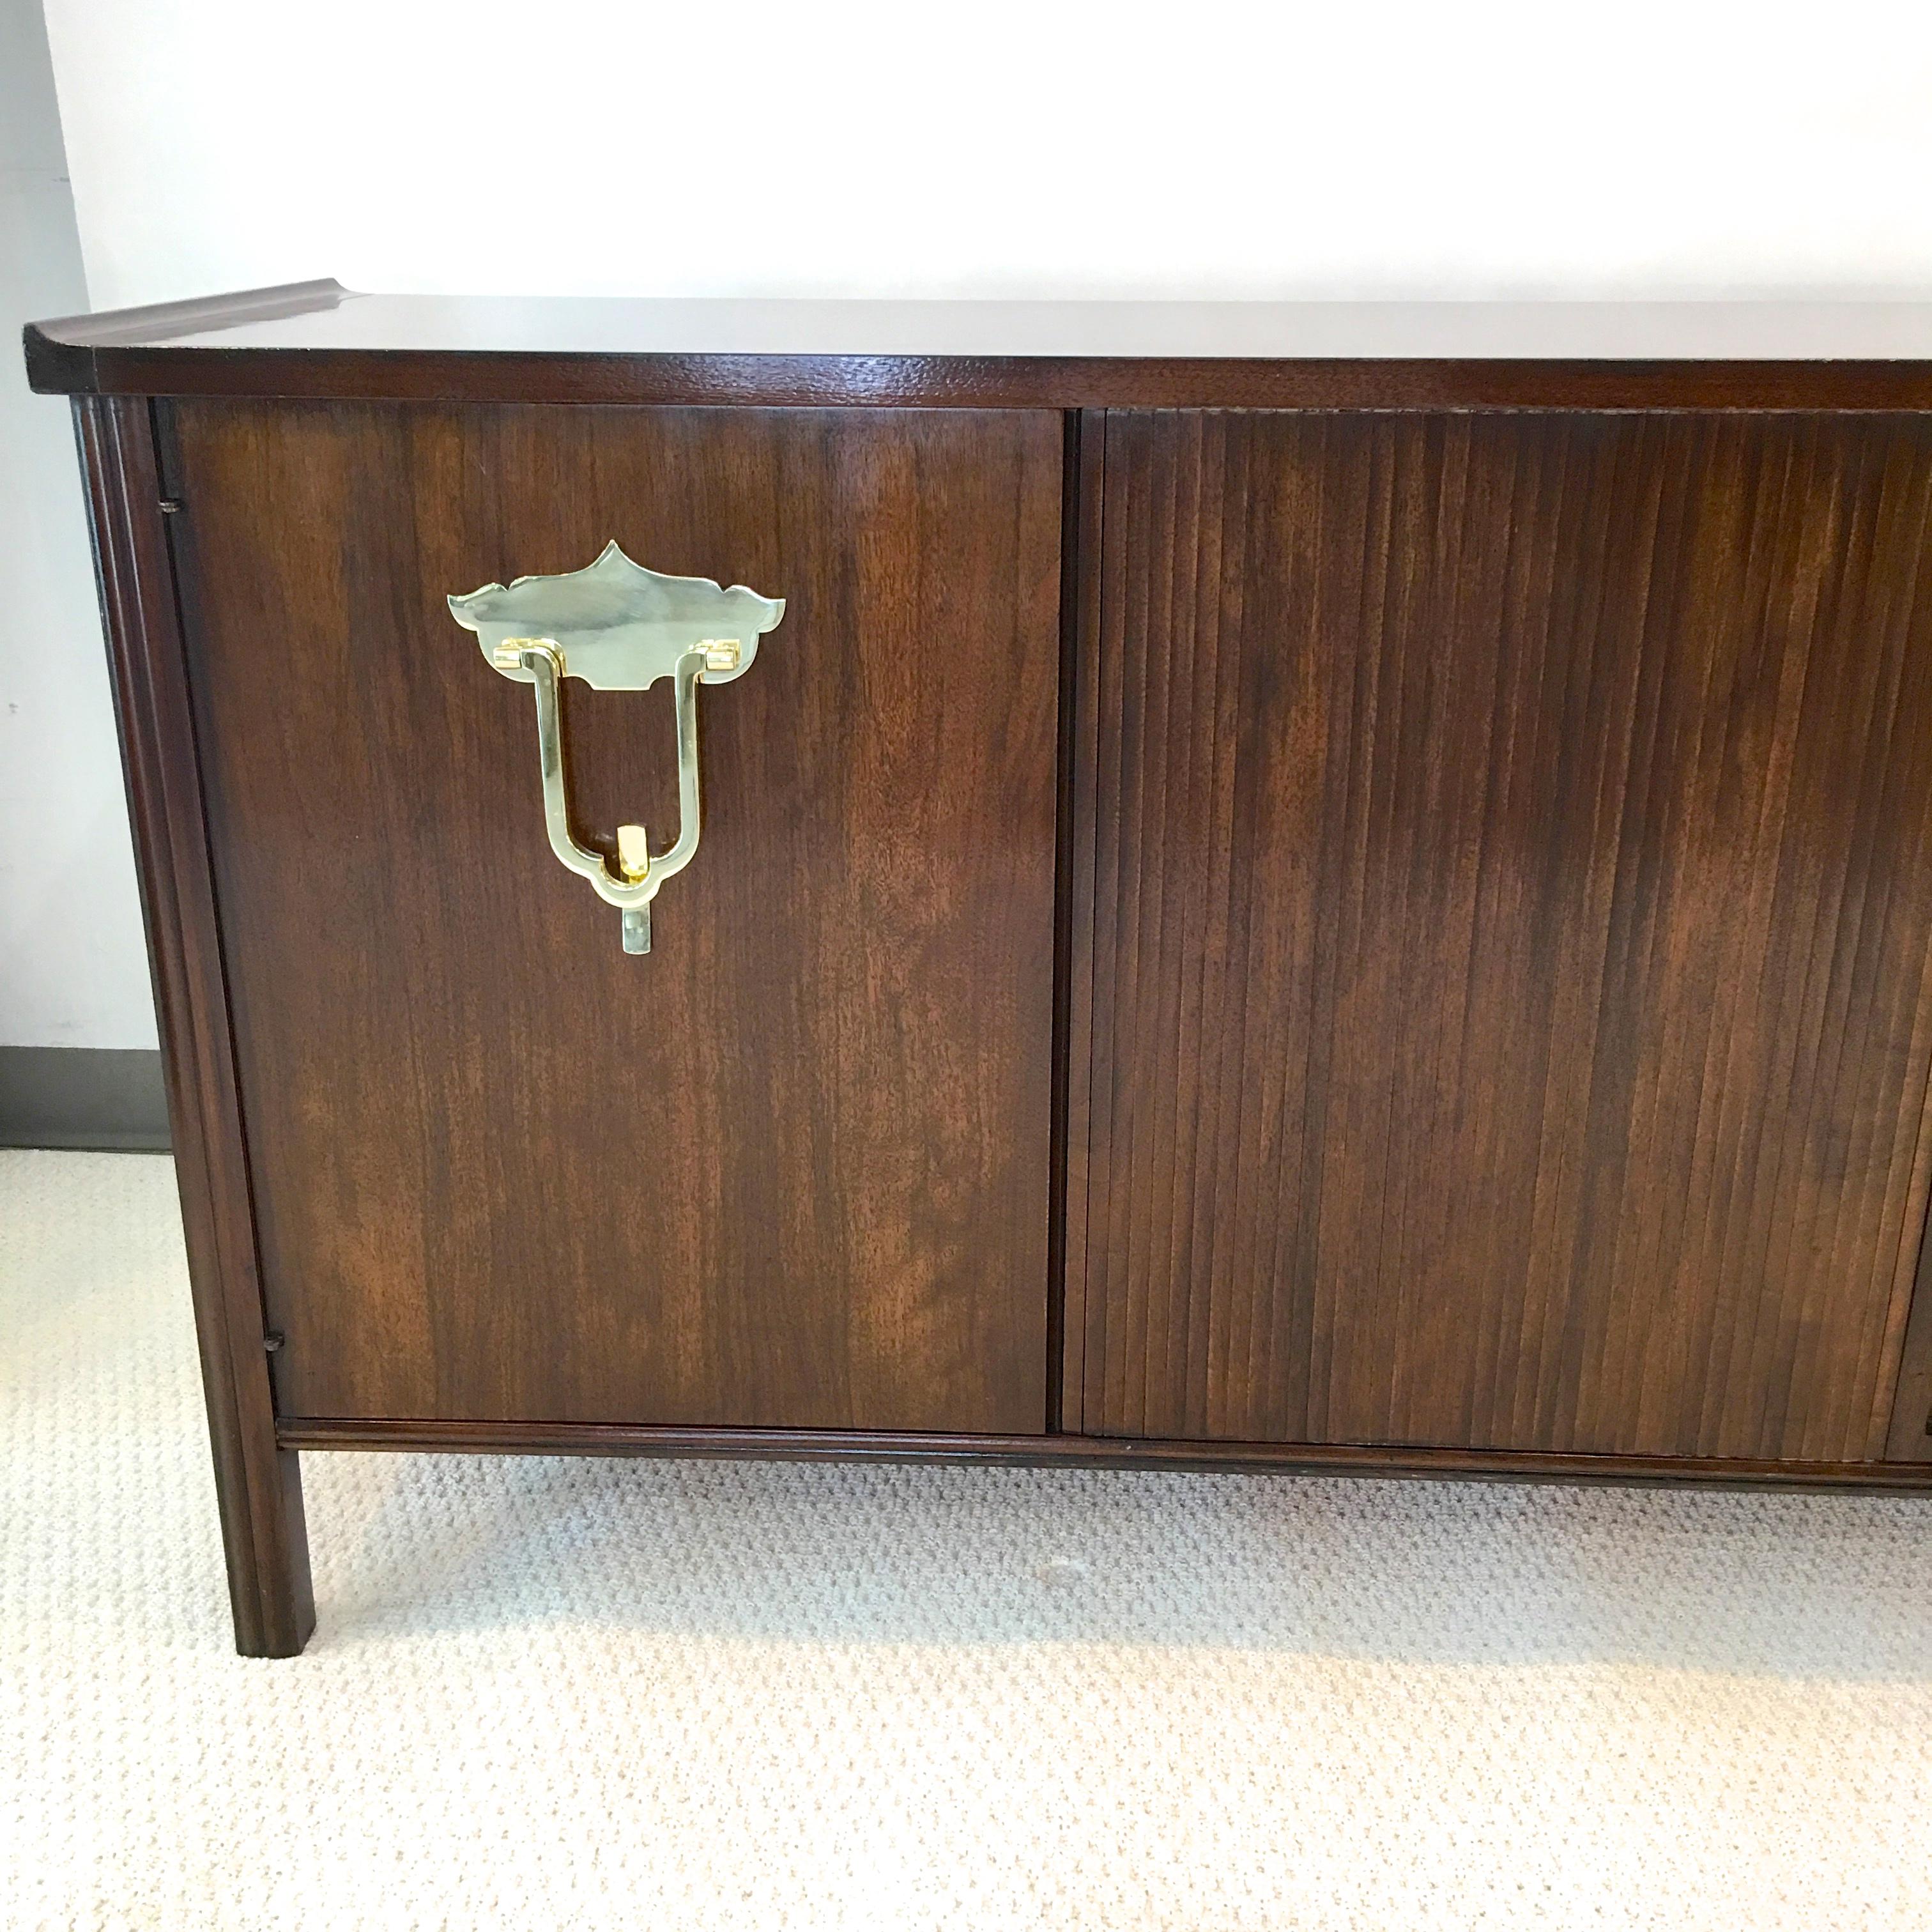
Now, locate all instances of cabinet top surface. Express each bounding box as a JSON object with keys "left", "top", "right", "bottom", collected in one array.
[{"left": 27, "top": 280, "right": 1932, "bottom": 410}]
